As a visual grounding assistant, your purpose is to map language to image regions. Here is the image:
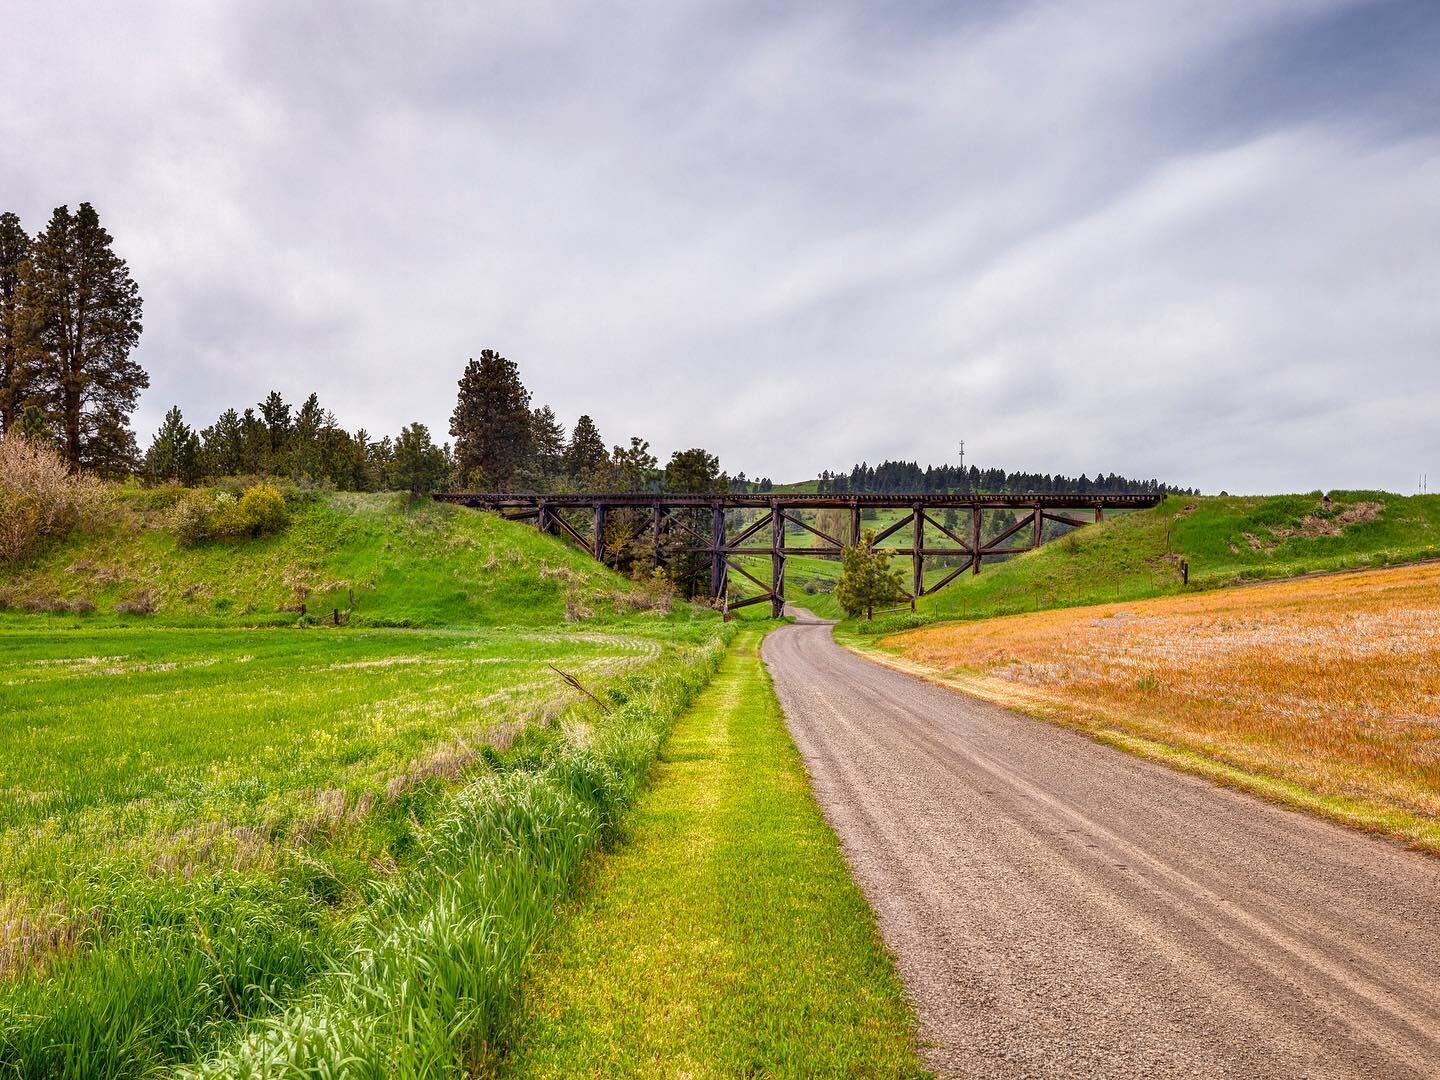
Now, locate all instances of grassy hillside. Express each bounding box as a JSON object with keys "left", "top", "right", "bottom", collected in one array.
[
  {"left": 0, "top": 491, "right": 657, "bottom": 627},
  {"left": 901, "top": 491, "right": 1440, "bottom": 625}
]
